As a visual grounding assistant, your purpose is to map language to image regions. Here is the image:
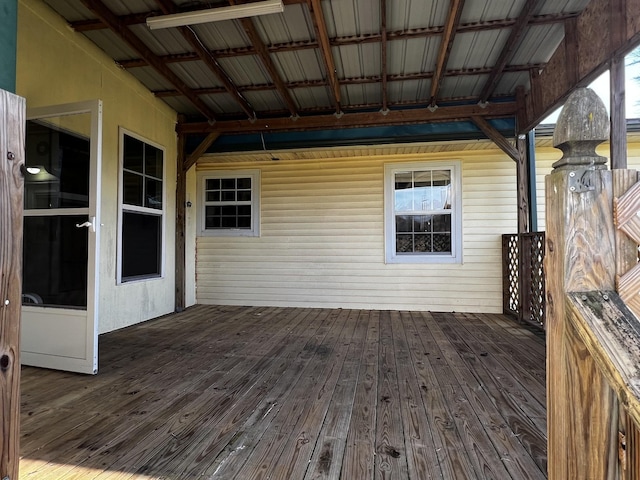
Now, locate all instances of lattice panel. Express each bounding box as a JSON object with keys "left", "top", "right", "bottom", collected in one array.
[
  {"left": 526, "top": 233, "right": 546, "bottom": 328},
  {"left": 504, "top": 234, "right": 520, "bottom": 314},
  {"left": 615, "top": 181, "right": 640, "bottom": 319}
]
